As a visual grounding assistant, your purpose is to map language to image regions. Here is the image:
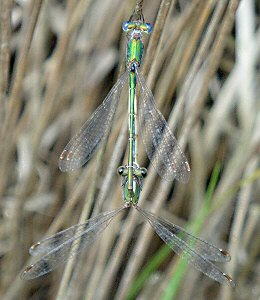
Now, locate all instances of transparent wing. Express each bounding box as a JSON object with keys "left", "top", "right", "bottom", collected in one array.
[
  {"left": 136, "top": 206, "right": 234, "bottom": 287},
  {"left": 135, "top": 68, "right": 190, "bottom": 183},
  {"left": 59, "top": 71, "right": 129, "bottom": 172},
  {"left": 21, "top": 206, "right": 126, "bottom": 280}
]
